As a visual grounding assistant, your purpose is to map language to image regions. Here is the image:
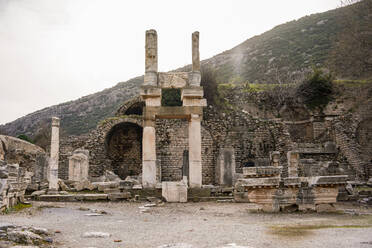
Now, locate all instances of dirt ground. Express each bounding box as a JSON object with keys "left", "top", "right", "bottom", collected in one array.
[{"left": 1, "top": 201, "right": 372, "bottom": 248}]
